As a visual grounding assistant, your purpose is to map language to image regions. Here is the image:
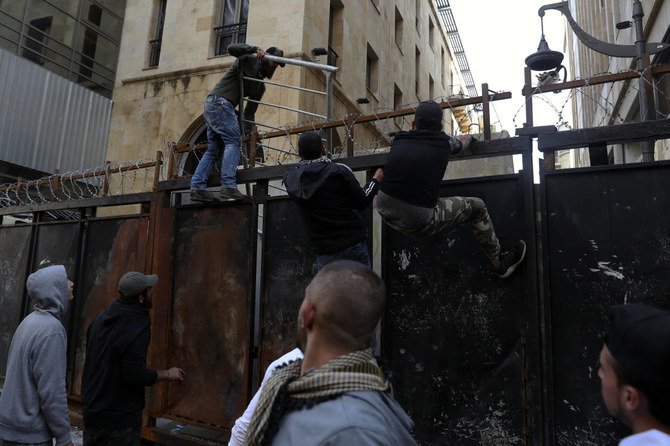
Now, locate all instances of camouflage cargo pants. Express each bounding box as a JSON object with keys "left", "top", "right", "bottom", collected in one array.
[{"left": 413, "top": 196, "right": 501, "bottom": 266}]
